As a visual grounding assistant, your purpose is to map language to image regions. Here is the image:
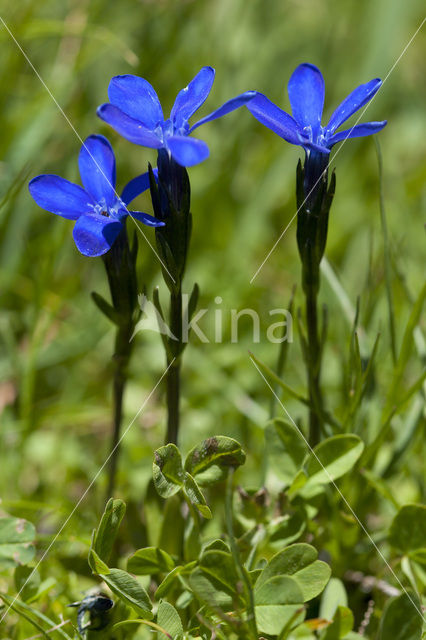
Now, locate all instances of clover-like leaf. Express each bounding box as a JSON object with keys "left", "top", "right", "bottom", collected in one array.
[
  {"left": 153, "top": 444, "right": 185, "bottom": 498},
  {"left": 378, "top": 591, "right": 422, "bottom": 640},
  {"left": 389, "top": 504, "right": 426, "bottom": 555},
  {"left": 256, "top": 543, "right": 331, "bottom": 602},
  {"left": 184, "top": 436, "right": 246, "bottom": 486},
  {"left": 254, "top": 575, "right": 305, "bottom": 635},
  {"left": 0, "top": 515, "right": 36, "bottom": 569},
  {"left": 189, "top": 549, "right": 243, "bottom": 610}
]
